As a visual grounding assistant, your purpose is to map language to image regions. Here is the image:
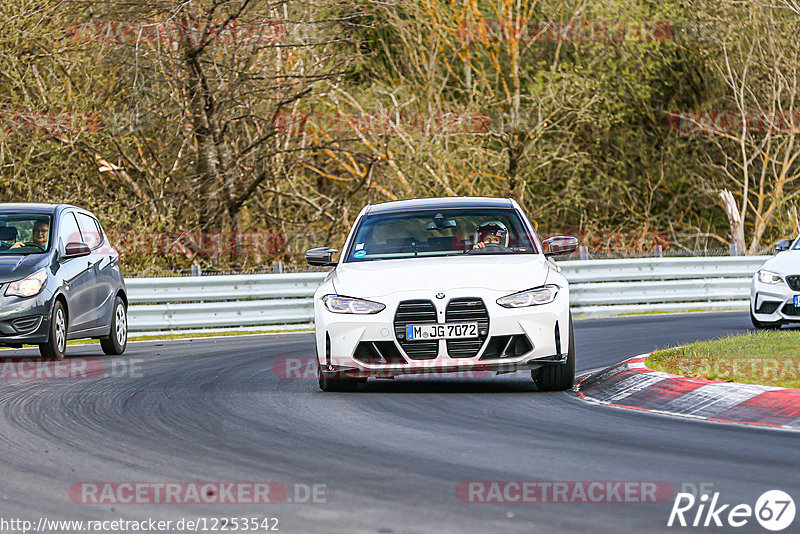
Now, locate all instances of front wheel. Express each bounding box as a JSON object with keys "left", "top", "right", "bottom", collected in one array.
[
  {"left": 533, "top": 315, "right": 576, "bottom": 391},
  {"left": 317, "top": 360, "right": 363, "bottom": 392},
  {"left": 100, "top": 297, "right": 128, "bottom": 355},
  {"left": 750, "top": 310, "right": 782, "bottom": 330},
  {"left": 39, "top": 300, "right": 67, "bottom": 360}
]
